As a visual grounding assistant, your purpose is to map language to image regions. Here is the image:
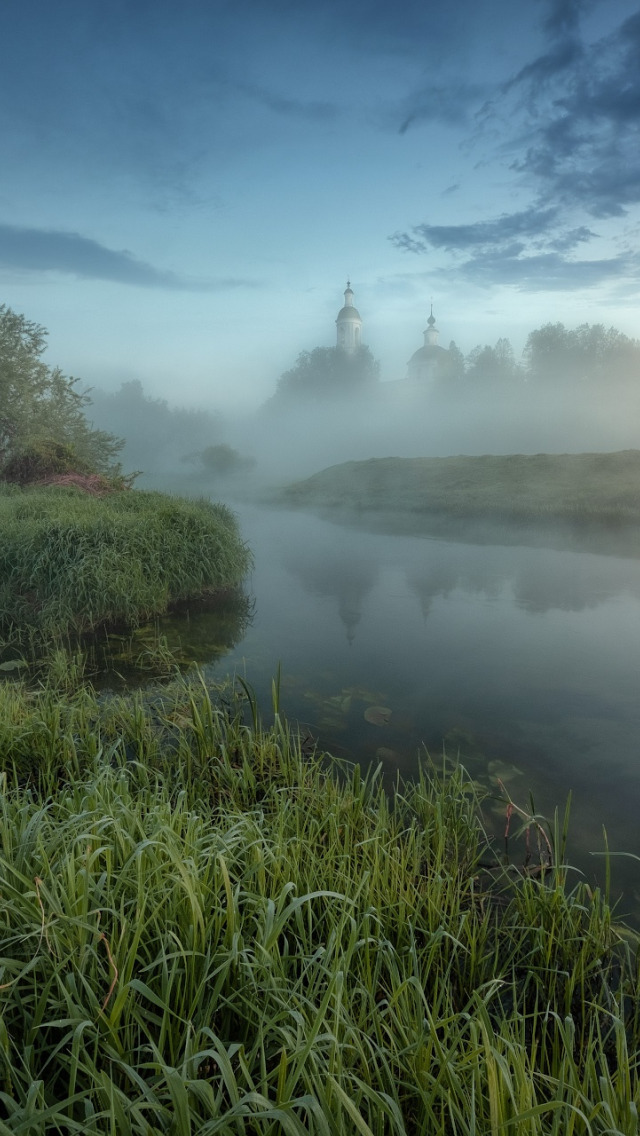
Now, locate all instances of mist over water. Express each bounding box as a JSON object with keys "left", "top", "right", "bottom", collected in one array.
[
  {"left": 143, "top": 496, "right": 640, "bottom": 915},
  {"left": 85, "top": 331, "right": 640, "bottom": 912}
]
